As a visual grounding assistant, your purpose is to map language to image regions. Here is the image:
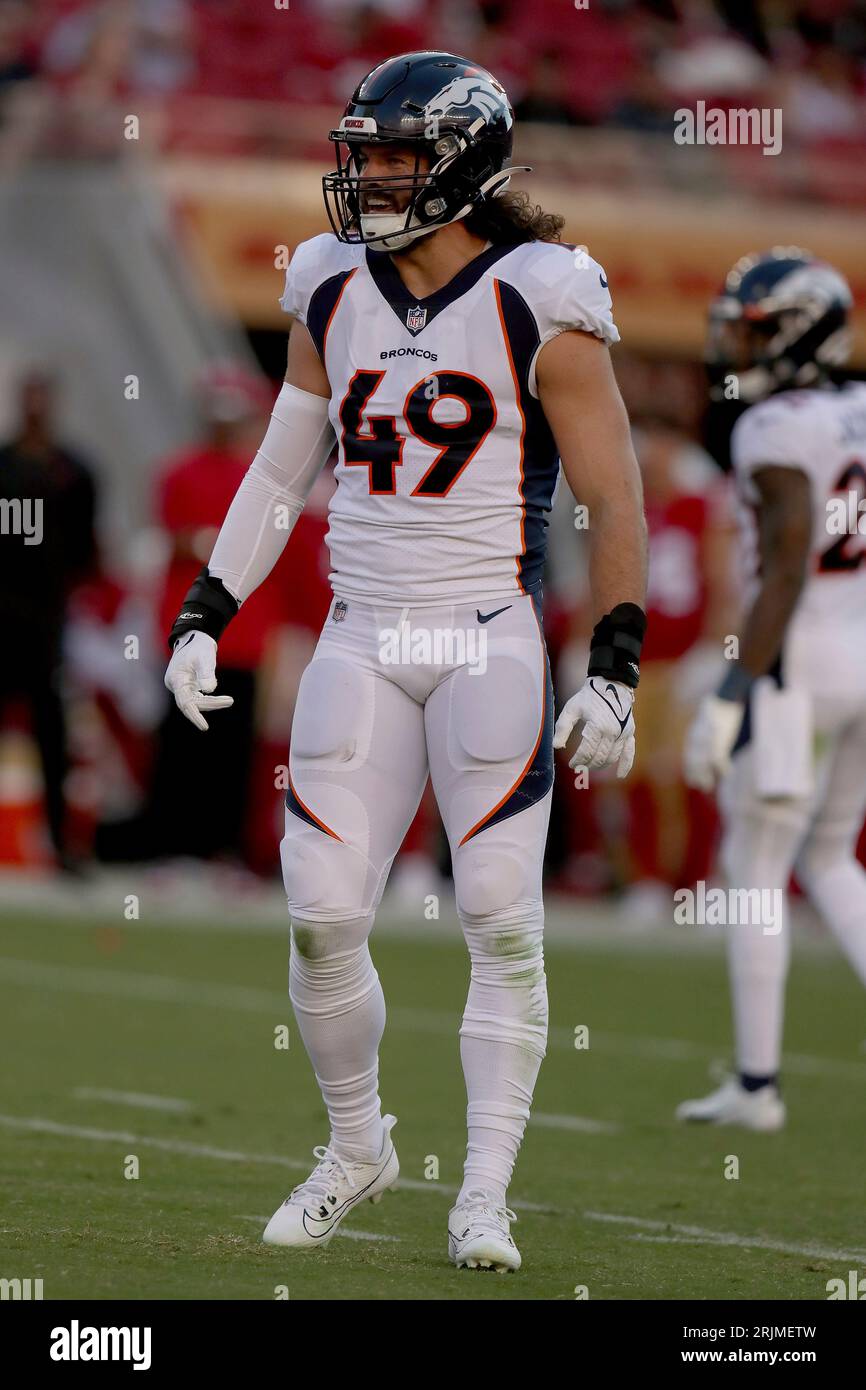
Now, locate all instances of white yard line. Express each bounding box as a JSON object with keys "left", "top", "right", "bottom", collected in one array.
[
  {"left": 2, "top": 1113, "right": 852, "bottom": 1264},
  {"left": 1, "top": 955, "right": 862, "bottom": 1082},
  {"left": 531, "top": 1113, "right": 621, "bottom": 1136},
  {"left": 0, "top": 956, "right": 280, "bottom": 1012},
  {"left": 72, "top": 1087, "right": 192, "bottom": 1114},
  {"left": 583, "top": 1210, "right": 866, "bottom": 1264},
  {"left": 0, "top": 1114, "right": 555, "bottom": 1214}
]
